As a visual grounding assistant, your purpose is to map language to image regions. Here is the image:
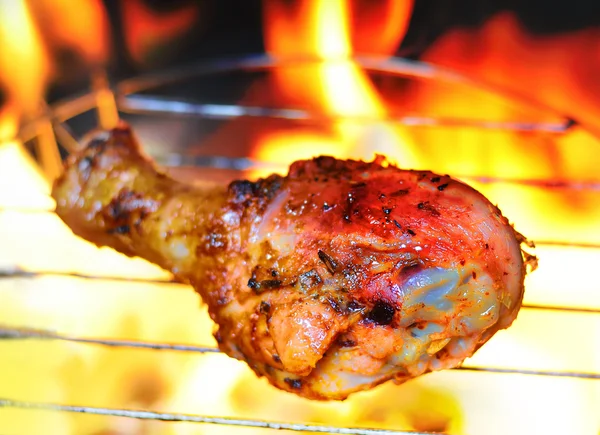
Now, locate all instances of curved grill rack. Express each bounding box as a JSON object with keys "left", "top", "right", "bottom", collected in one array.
[{"left": 1, "top": 55, "right": 599, "bottom": 435}]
